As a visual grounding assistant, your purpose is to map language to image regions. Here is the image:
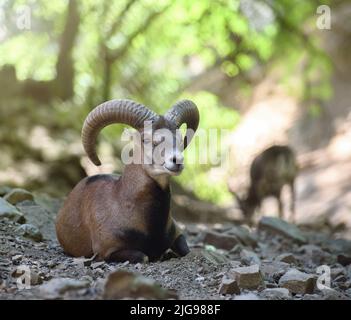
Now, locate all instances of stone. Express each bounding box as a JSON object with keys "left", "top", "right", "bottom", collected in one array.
[
  {"left": 218, "top": 277, "right": 240, "bottom": 295},
  {"left": 4, "top": 188, "right": 34, "bottom": 205},
  {"left": 80, "top": 275, "right": 94, "bottom": 284},
  {"left": 275, "top": 253, "right": 297, "bottom": 264},
  {"left": 260, "top": 261, "right": 290, "bottom": 283},
  {"left": 338, "top": 280, "right": 351, "bottom": 290},
  {"left": 323, "top": 239, "right": 351, "bottom": 255},
  {"left": 225, "top": 225, "right": 258, "bottom": 247},
  {"left": 302, "top": 294, "right": 320, "bottom": 300},
  {"left": 15, "top": 224, "right": 43, "bottom": 242},
  {"left": 331, "top": 267, "right": 345, "bottom": 278},
  {"left": 11, "top": 268, "right": 43, "bottom": 286},
  {"left": 103, "top": 270, "right": 177, "bottom": 299},
  {"left": 230, "top": 244, "right": 244, "bottom": 254},
  {"left": 16, "top": 202, "right": 55, "bottom": 240},
  {"left": 334, "top": 274, "right": 347, "bottom": 283},
  {"left": 278, "top": 268, "right": 315, "bottom": 294},
  {"left": 46, "top": 260, "right": 58, "bottom": 268},
  {"left": 39, "top": 278, "right": 90, "bottom": 298},
  {"left": 202, "top": 231, "right": 240, "bottom": 250},
  {"left": 240, "top": 249, "right": 261, "bottom": 266},
  {"left": 337, "top": 254, "right": 351, "bottom": 266},
  {"left": 234, "top": 293, "right": 260, "bottom": 300},
  {"left": 33, "top": 193, "right": 63, "bottom": 215},
  {"left": 91, "top": 261, "right": 105, "bottom": 269},
  {"left": 0, "top": 198, "right": 25, "bottom": 223},
  {"left": 11, "top": 255, "right": 23, "bottom": 263},
  {"left": 258, "top": 217, "right": 307, "bottom": 244},
  {"left": 320, "top": 288, "right": 348, "bottom": 300},
  {"left": 72, "top": 254, "right": 98, "bottom": 267},
  {"left": 265, "top": 282, "right": 278, "bottom": 288},
  {"left": 29, "top": 271, "right": 43, "bottom": 286},
  {"left": 230, "top": 264, "right": 264, "bottom": 290},
  {"left": 298, "top": 244, "right": 328, "bottom": 265},
  {"left": 261, "top": 288, "right": 291, "bottom": 300},
  {"left": 0, "top": 186, "right": 11, "bottom": 196},
  {"left": 186, "top": 249, "right": 230, "bottom": 265}
]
